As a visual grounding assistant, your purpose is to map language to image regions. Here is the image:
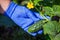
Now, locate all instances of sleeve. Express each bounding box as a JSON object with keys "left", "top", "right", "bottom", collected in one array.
[{"left": 4, "top": 2, "right": 44, "bottom": 36}]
